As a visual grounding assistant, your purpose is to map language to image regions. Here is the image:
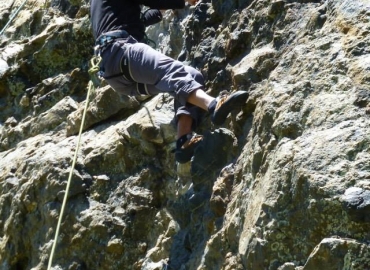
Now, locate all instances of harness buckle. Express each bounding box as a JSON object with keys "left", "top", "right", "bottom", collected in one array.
[
  {"left": 94, "top": 45, "right": 101, "bottom": 56},
  {"left": 95, "top": 30, "right": 130, "bottom": 46}
]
